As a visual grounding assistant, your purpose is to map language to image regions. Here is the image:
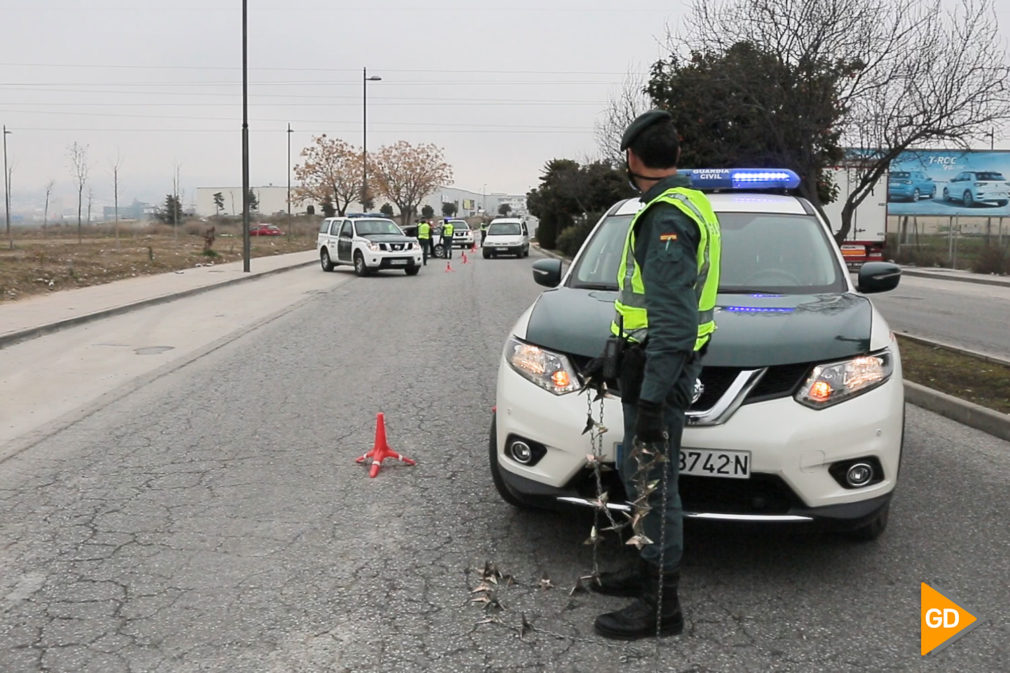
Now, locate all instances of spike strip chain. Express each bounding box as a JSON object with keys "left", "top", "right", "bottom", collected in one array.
[{"left": 655, "top": 432, "right": 670, "bottom": 643}]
